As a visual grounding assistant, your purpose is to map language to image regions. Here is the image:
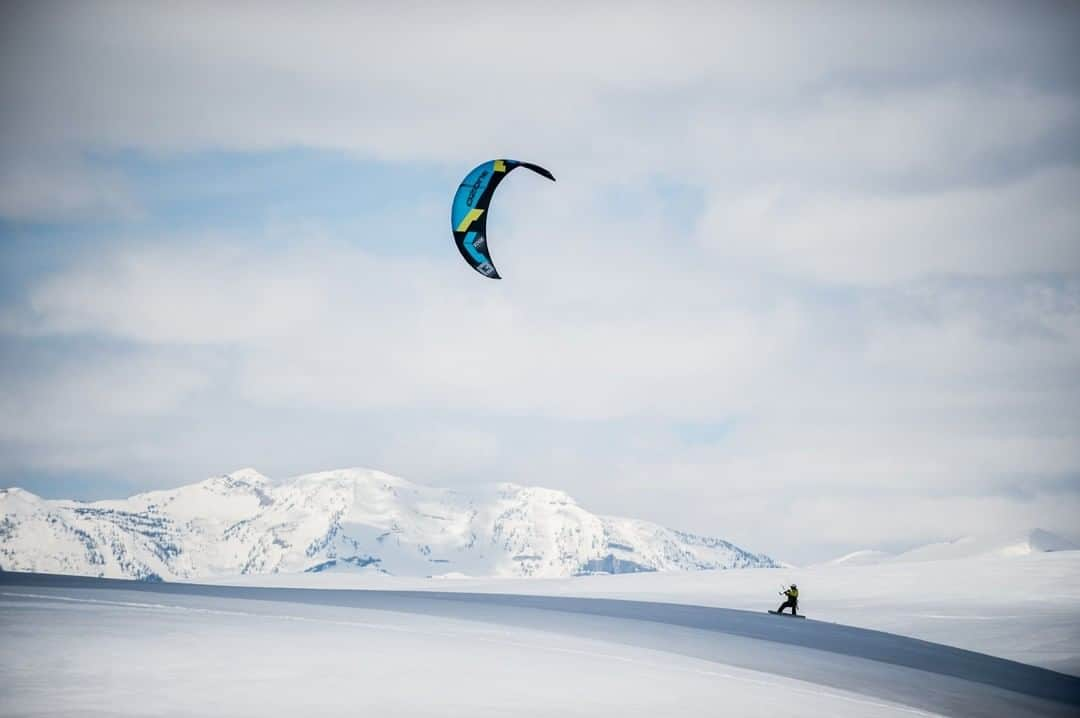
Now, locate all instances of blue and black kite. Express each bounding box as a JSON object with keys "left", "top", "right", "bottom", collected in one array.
[{"left": 451, "top": 159, "right": 555, "bottom": 279}]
